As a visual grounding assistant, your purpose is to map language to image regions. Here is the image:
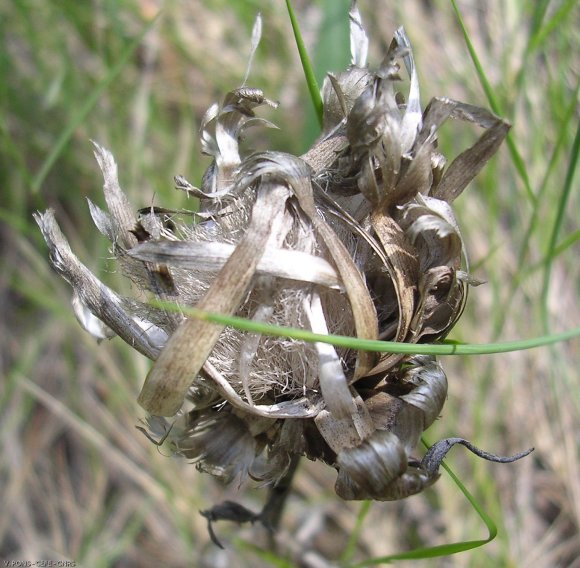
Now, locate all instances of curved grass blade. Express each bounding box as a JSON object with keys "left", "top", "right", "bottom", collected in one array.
[
  {"left": 340, "top": 500, "right": 372, "bottom": 564},
  {"left": 450, "top": 0, "right": 535, "bottom": 205},
  {"left": 149, "top": 299, "right": 580, "bottom": 356},
  {"left": 512, "top": 0, "right": 549, "bottom": 97},
  {"left": 553, "top": 229, "right": 580, "bottom": 260},
  {"left": 527, "top": 0, "right": 577, "bottom": 53},
  {"left": 237, "top": 539, "right": 295, "bottom": 568},
  {"left": 494, "top": 83, "right": 579, "bottom": 336},
  {"left": 348, "top": 439, "right": 497, "bottom": 565},
  {"left": 31, "top": 11, "right": 162, "bottom": 194},
  {"left": 285, "top": 0, "right": 323, "bottom": 126},
  {"left": 540, "top": 119, "right": 580, "bottom": 331}
]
